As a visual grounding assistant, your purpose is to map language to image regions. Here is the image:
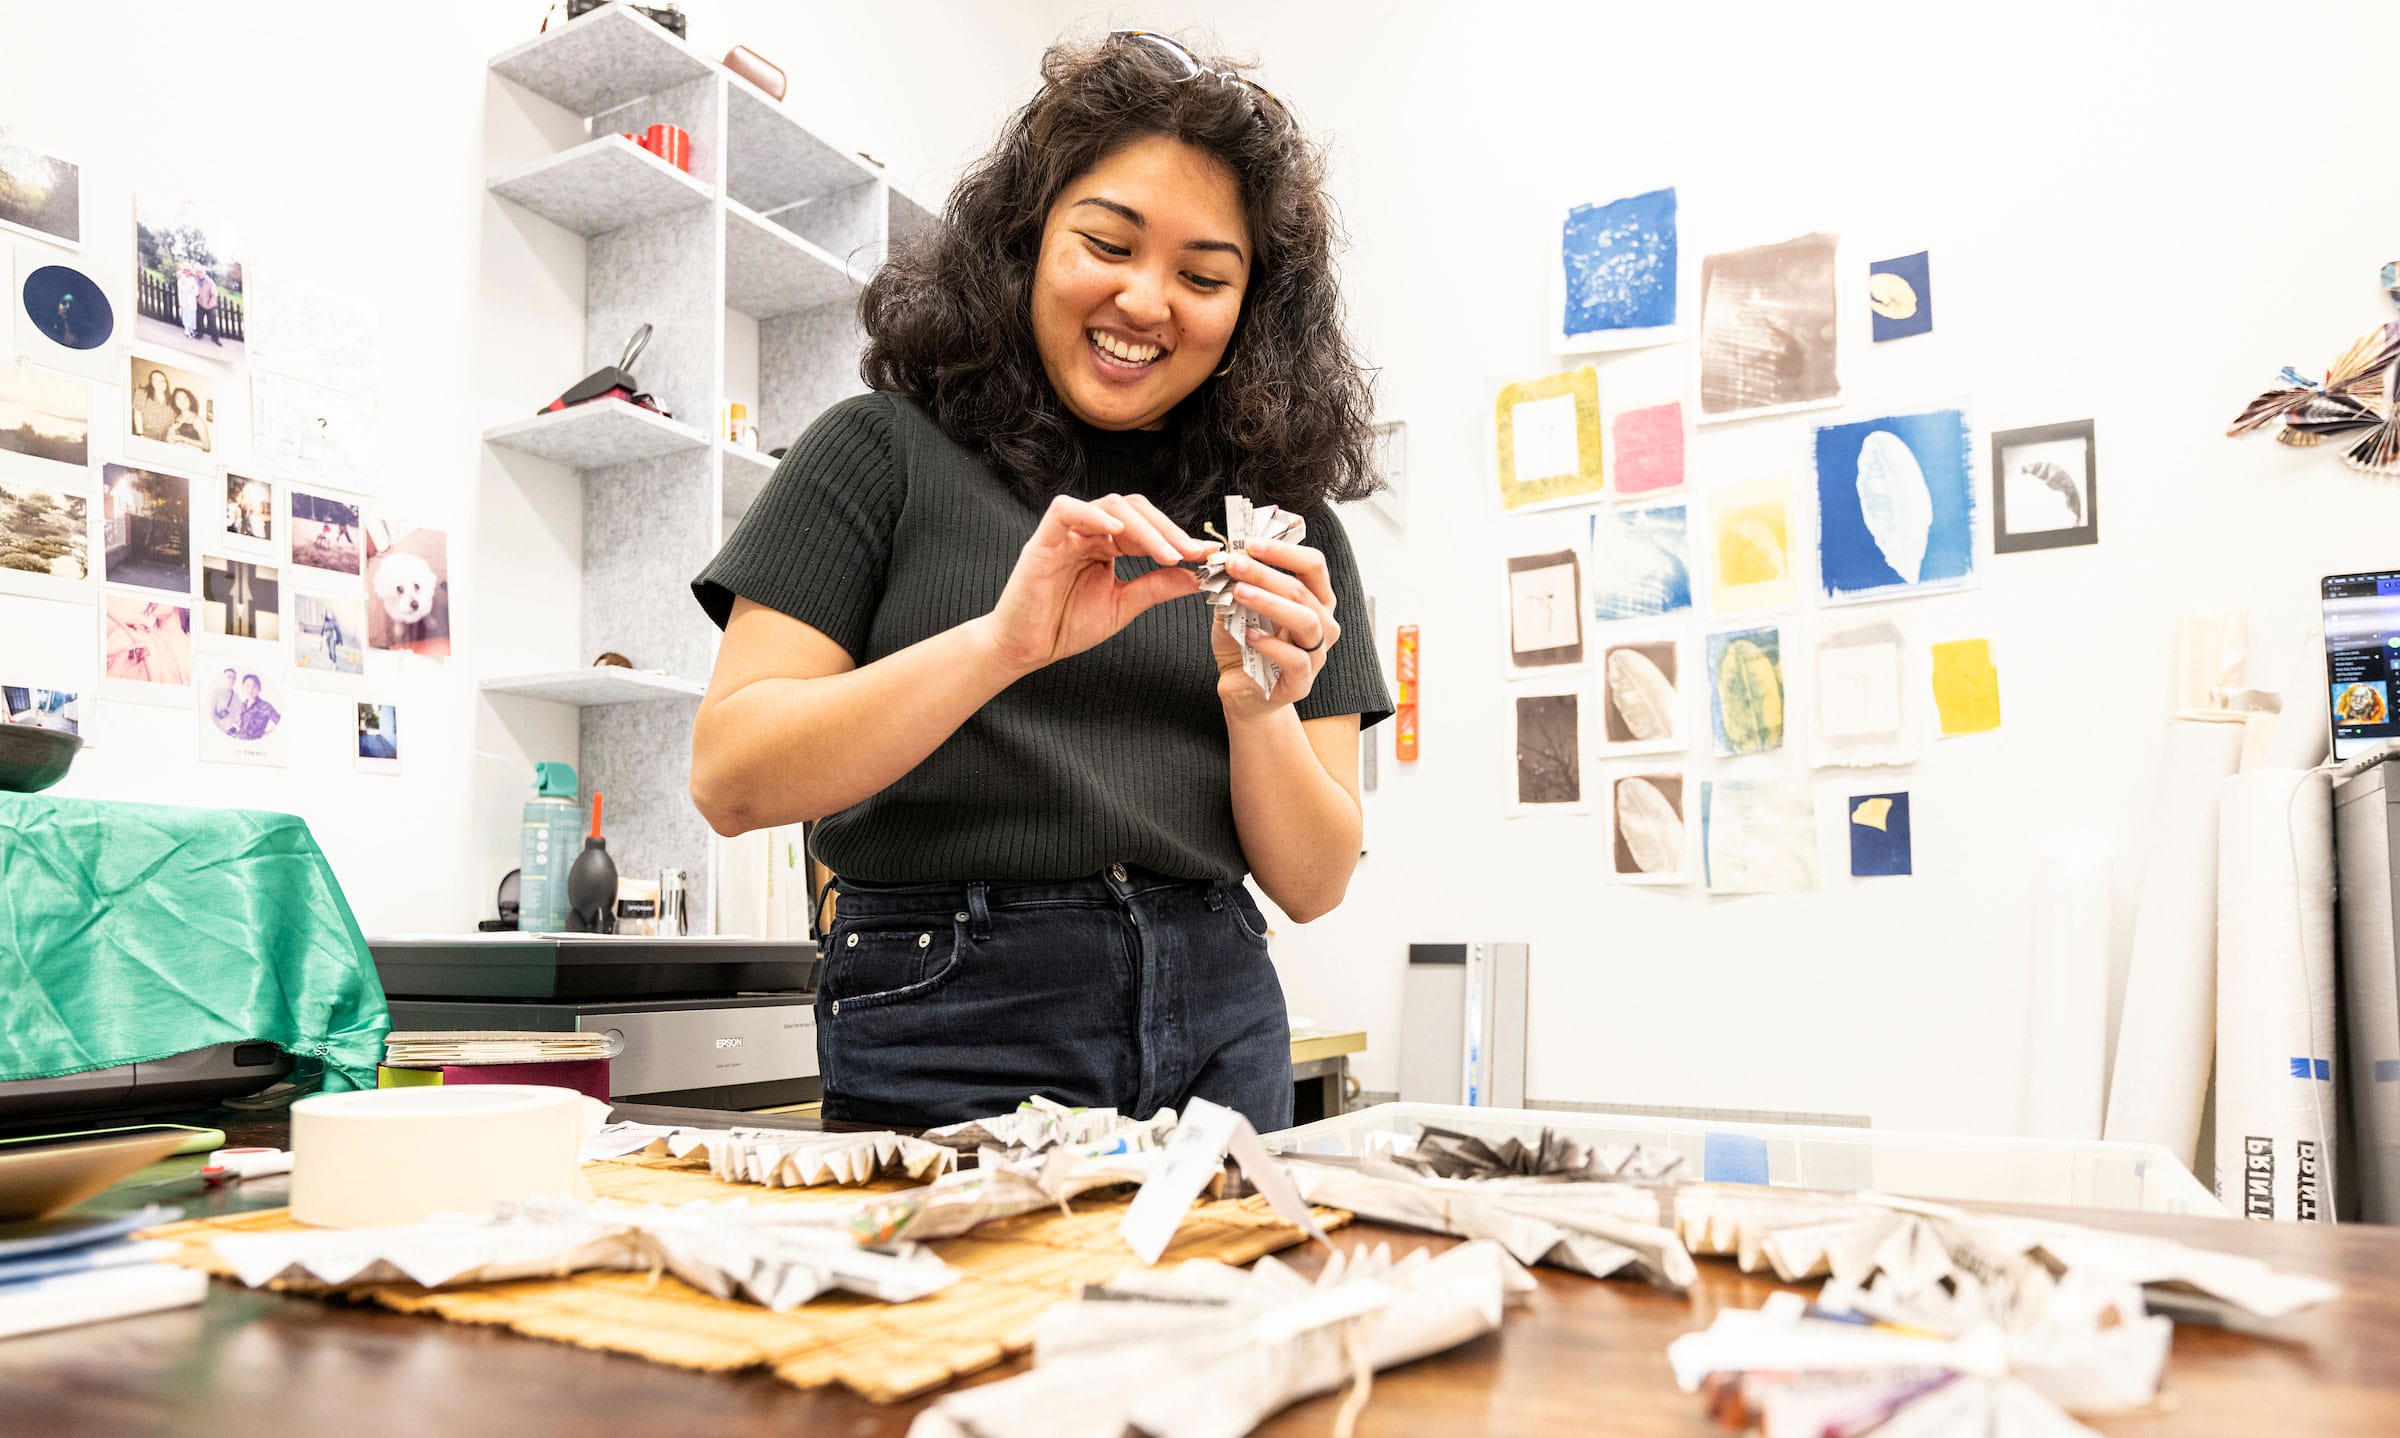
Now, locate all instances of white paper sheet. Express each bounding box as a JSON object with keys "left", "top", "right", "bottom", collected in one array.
[{"left": 1510, "top": 392, "right": 1581, "bottom": 483}]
